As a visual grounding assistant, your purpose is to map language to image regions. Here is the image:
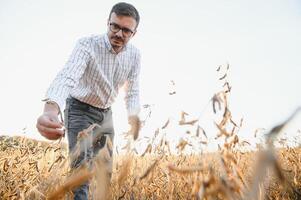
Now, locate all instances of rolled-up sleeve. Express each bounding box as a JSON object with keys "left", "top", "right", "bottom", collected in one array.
[
  {"left": 124, "top": 51, "right": 141, "bottom": 116},
  {"left": 45, "top": 38, "right": 91, "bottom": 111}
]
